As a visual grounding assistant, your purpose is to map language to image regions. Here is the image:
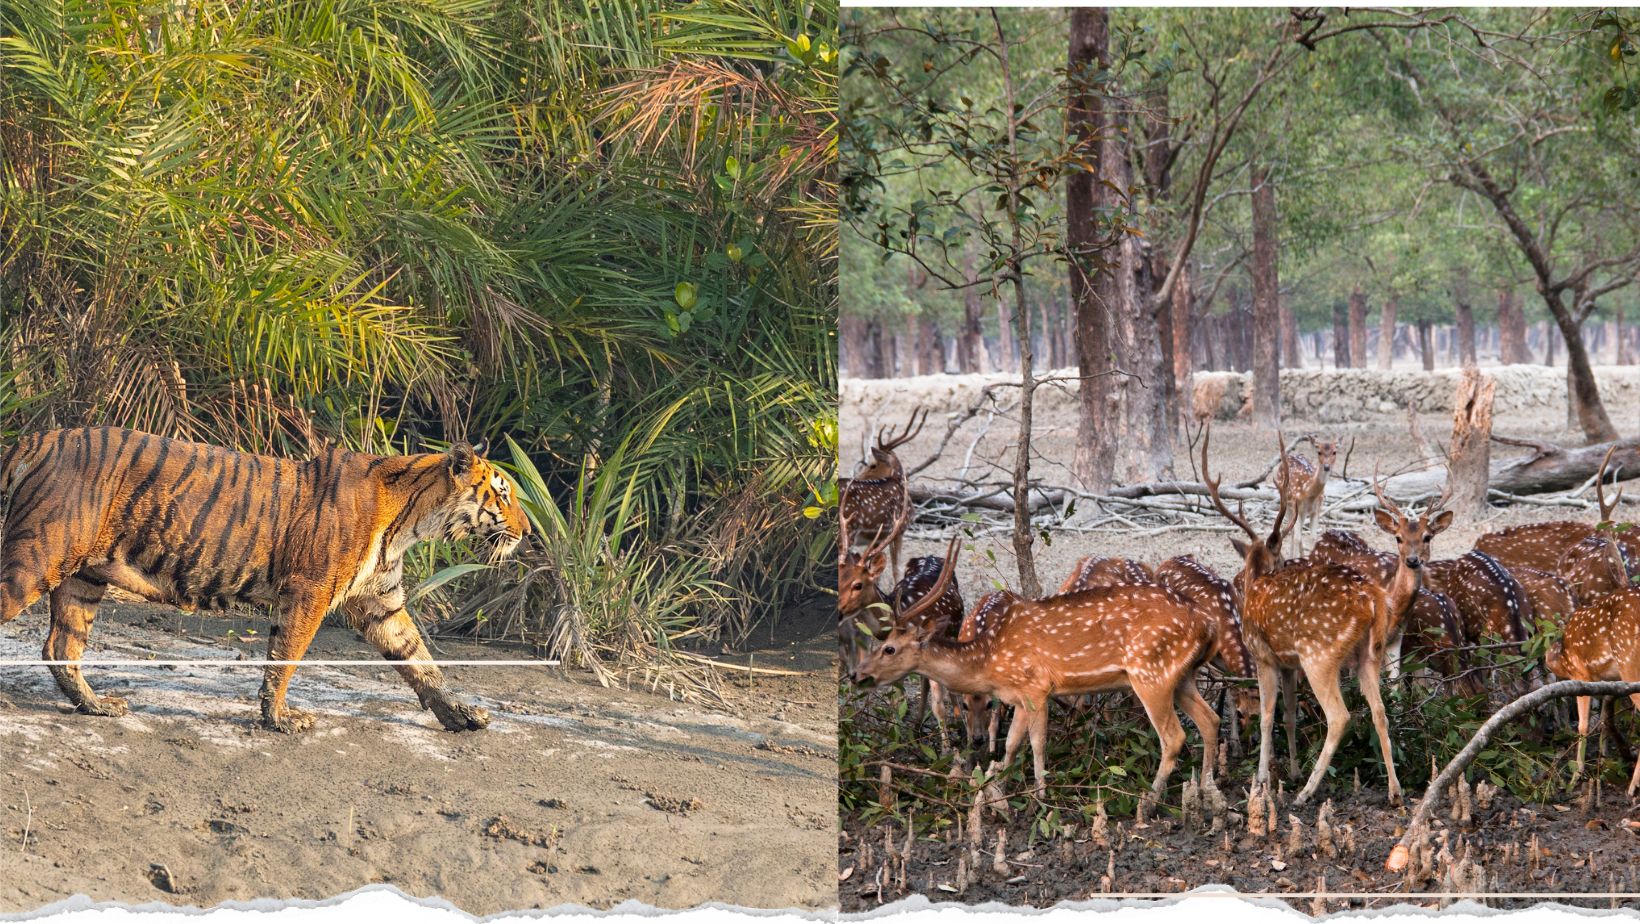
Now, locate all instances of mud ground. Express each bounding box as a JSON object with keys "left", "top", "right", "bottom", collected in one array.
[
  {"left": 0, "top": 600, "right": 836, "bottom": 914},
  {"left": 840, "top": 367, "right": 1640, "bottom": 909}
]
